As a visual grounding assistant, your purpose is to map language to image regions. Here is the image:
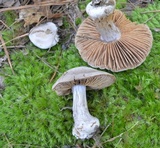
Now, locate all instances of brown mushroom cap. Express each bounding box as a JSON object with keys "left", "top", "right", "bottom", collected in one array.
[
  {"left": 75, "top": 10, "right": 153, "bottom": 72},
  {"left": 52, "top": 66, "right": 116, "bottom": 96}
]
